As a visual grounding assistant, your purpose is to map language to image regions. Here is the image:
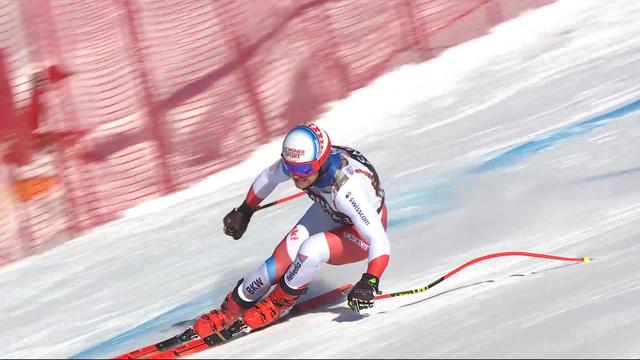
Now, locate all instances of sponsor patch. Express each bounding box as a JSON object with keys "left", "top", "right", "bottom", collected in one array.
[
  {"left": 245, "top": 277, "right": 265, "bottom": 295},
  {"left": 283, "top": 146, "right": 306, "bottom": 160},
  {"left": 344, "top": 231, "right": 369, "bottom": 251},
  {"left": 286, "top": 260, "right": 304, "bottom": 282},
  {"left": 348, "top": 196, "right": 370, "bottom": 225},
  {"left": 344, "top": 165, "right": 355, "bottom": 176},
  {"left": 289, "top": 227, "right": 300, "bottom": 241}
]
